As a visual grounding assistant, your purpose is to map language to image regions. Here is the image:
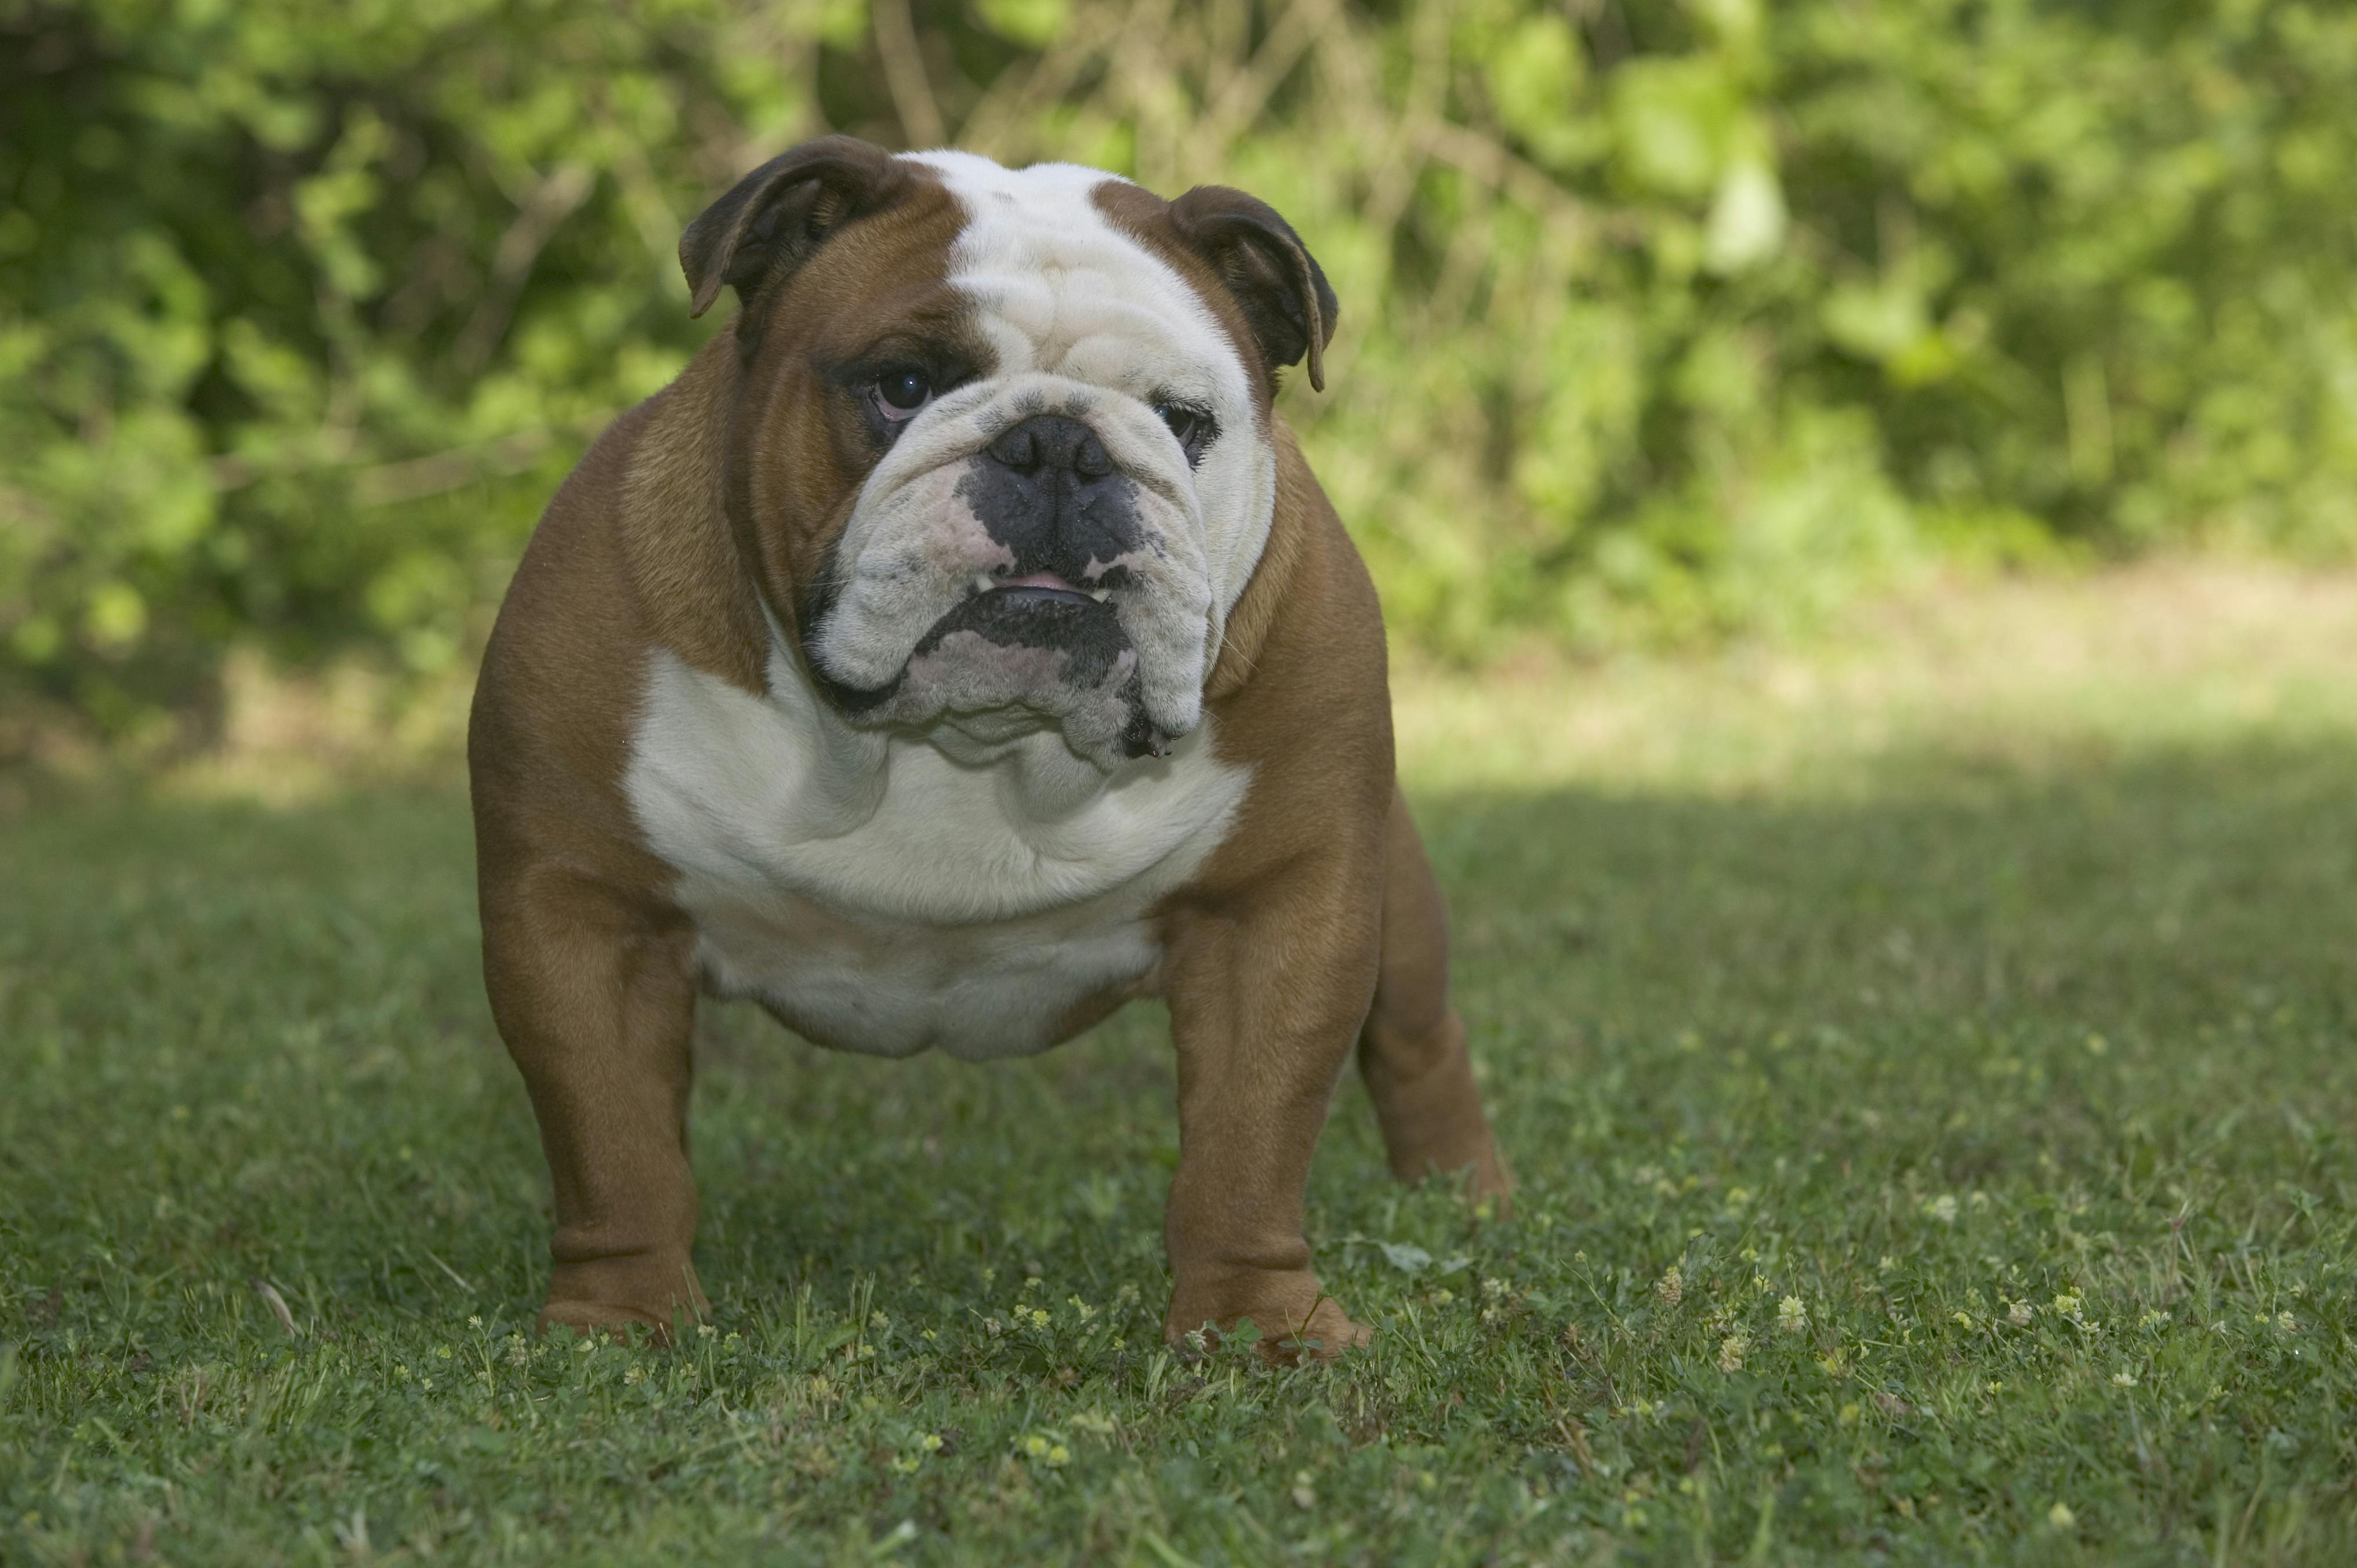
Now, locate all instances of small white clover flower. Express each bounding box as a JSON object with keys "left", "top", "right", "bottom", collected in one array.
[
  {"left": 1655, "top": 1266, "right": 1684, "bottom": 1308},
  {"left": 1778, "top": 1296, "right": 1808, "bottom": 1335},
  {"left": 2008, "top": 1300, "right": 2035, "bottom": 1327},
  {"left": 1716, "top": 1334, "right": 1747, "bottom": 1373},
  {"left": 1926, "top": 1195, "right": 1959, "bottom": 1225}
]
